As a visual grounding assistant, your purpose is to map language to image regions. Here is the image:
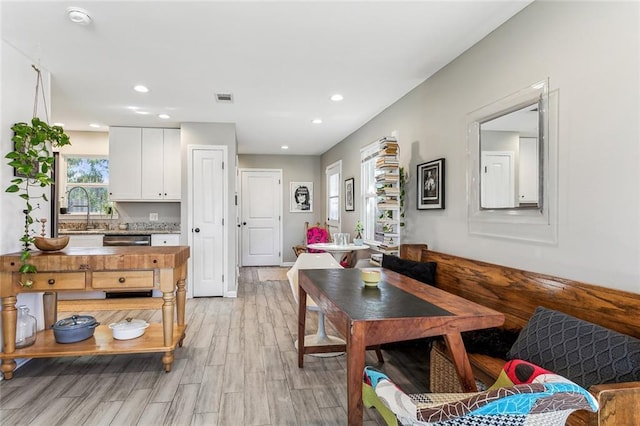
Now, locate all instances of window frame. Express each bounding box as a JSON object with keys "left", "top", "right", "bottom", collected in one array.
[
  {"left": 325, "top": 160, "right": 342, "bottom": 234},
  {"left": 360, "top": 141, "right": 379, "bottom": 243},
  {"left": 60, "top": 154, "right": 110, "bottom": 216}
]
